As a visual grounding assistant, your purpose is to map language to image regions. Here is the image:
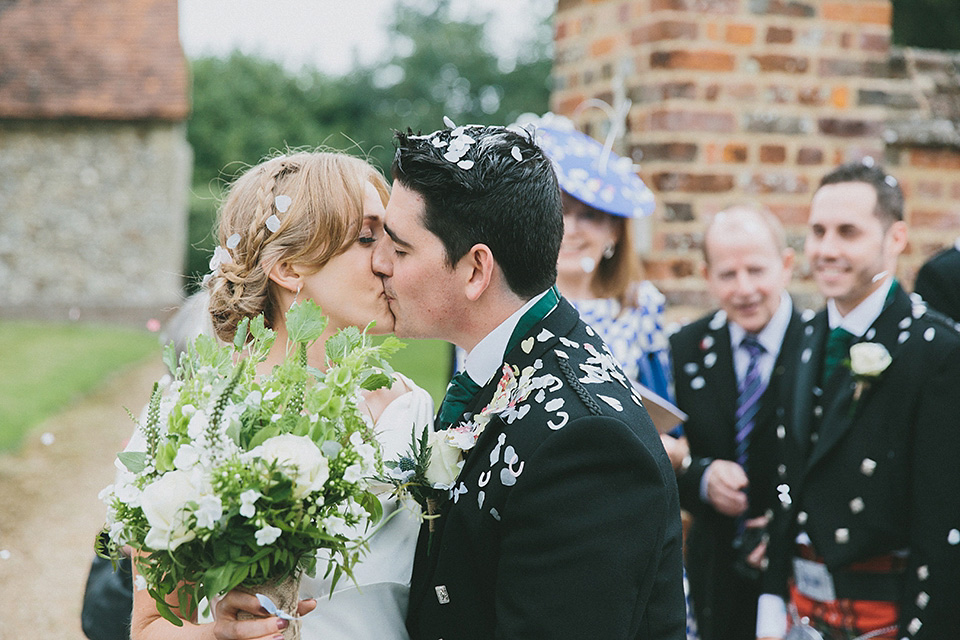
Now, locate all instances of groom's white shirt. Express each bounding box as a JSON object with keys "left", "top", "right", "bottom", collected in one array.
[{"left": 462, "top": 289, "right": 549, "bottom": 388}]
